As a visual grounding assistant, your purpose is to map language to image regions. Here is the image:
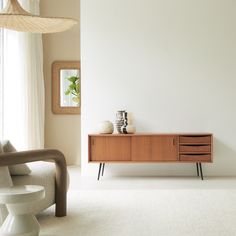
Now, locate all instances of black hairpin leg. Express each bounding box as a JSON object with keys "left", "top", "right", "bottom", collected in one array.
[
  {"left": 199, "top": 163, "right": 204, "bottom": 180},
  {"left": 97, "top": 163, "right": 102, "bottom": 181},
  {"left": 196, "top": 163, "right": 199, "bottom": 177},
  {"left": 102, "top": 163, "right": 105, "bottom": 176}
]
